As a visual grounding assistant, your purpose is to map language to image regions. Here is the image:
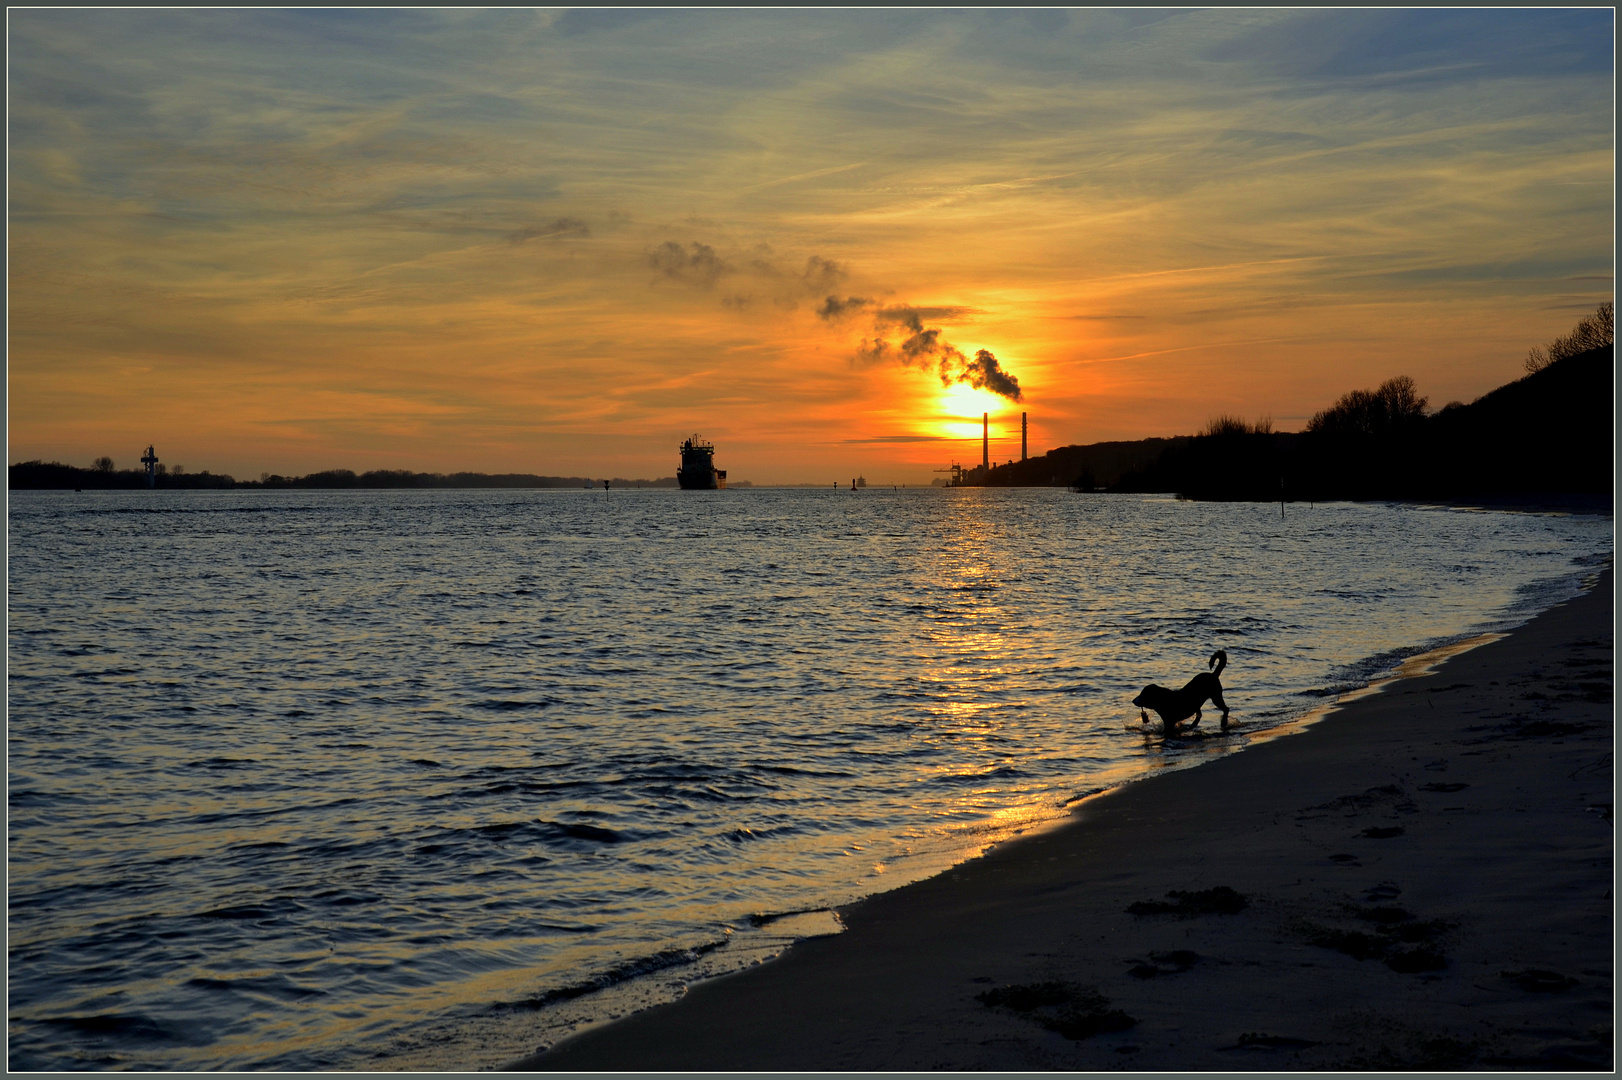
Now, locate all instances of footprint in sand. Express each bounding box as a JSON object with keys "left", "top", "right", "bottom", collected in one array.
[
  {"left": 1127, "top": 949, "right": 1200, "bottom": 978},
  {"left": 1500, "top": 968, "right": 1579, "bottom": 992},
  {"left": 1126, "top": 887, "right": 1247, "bottom": 917}
]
